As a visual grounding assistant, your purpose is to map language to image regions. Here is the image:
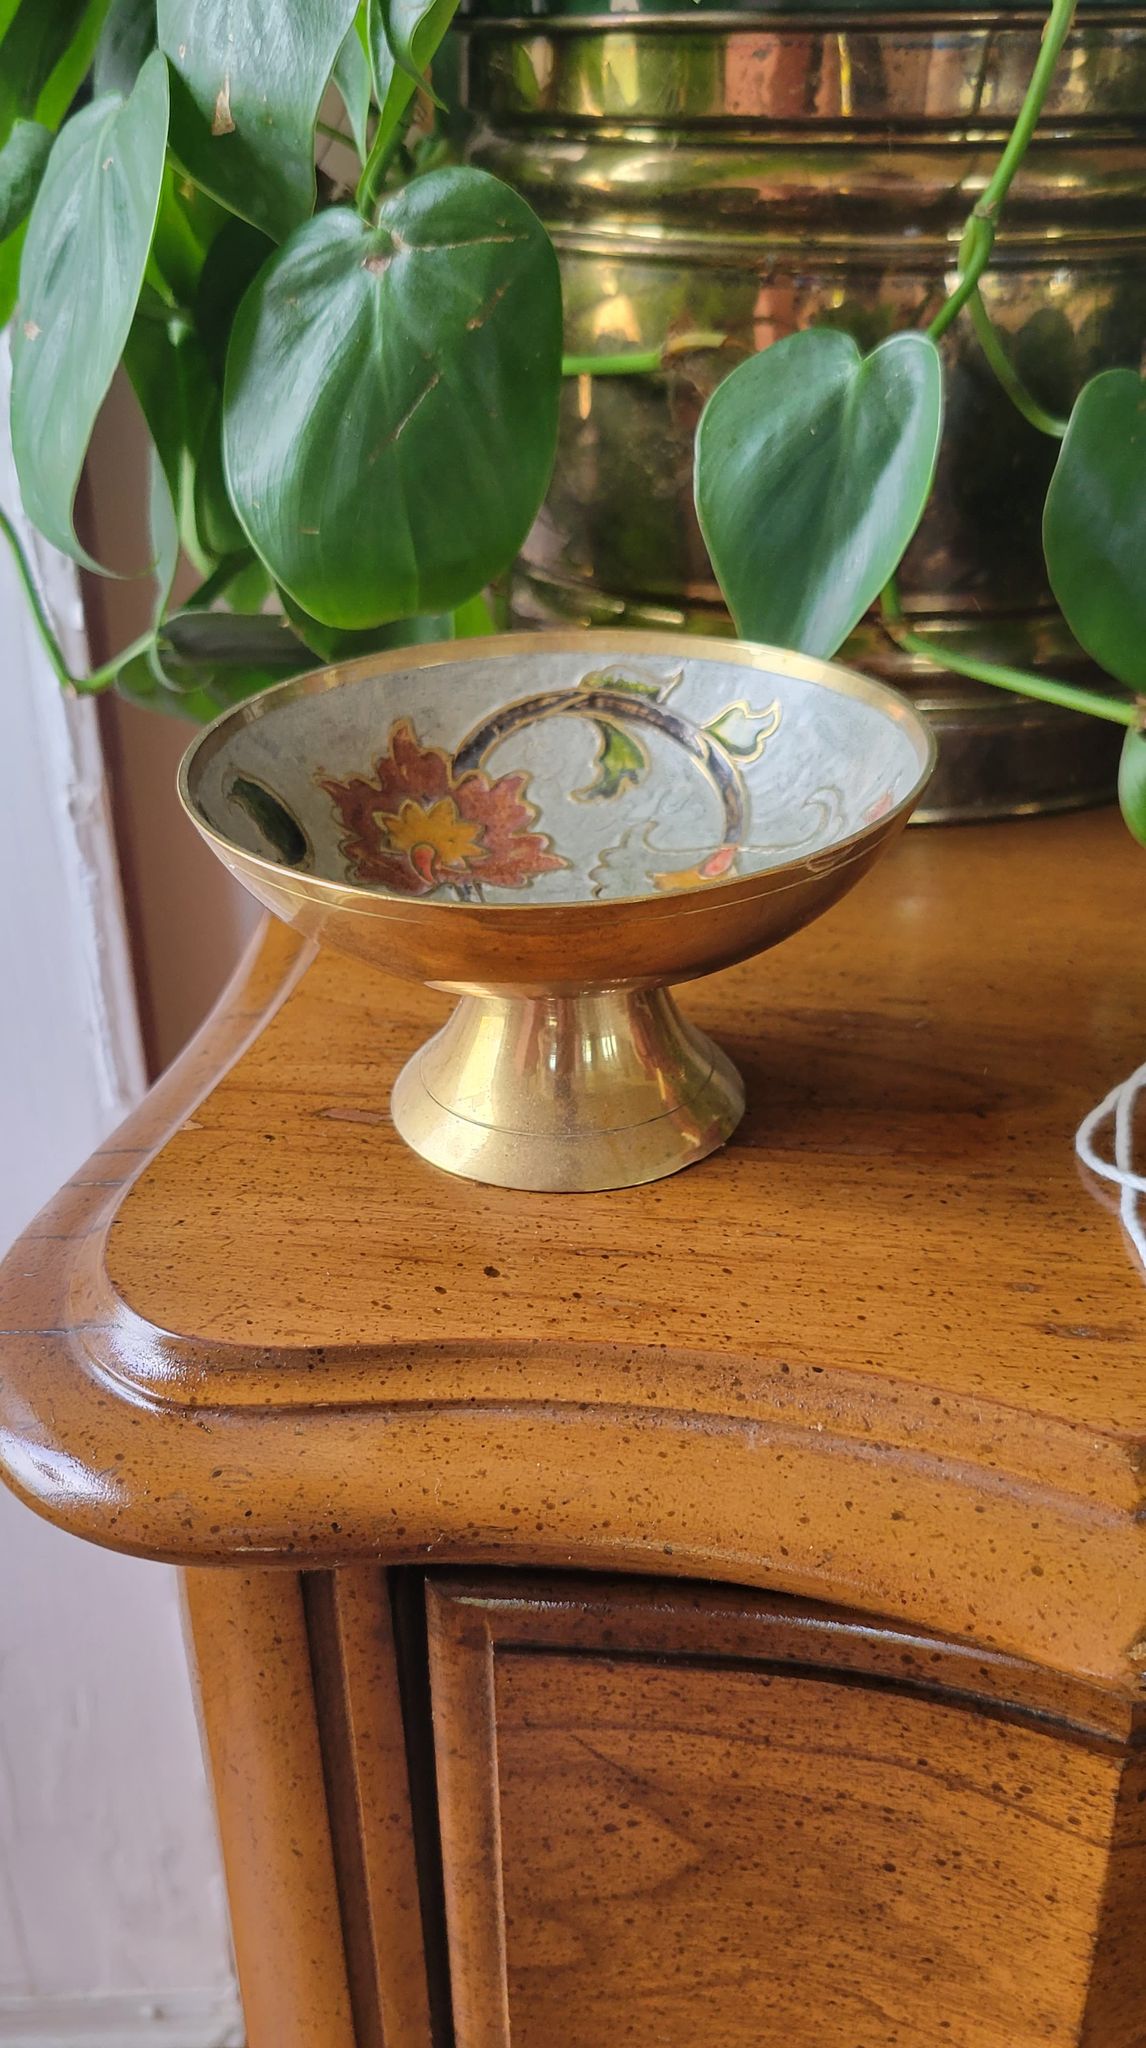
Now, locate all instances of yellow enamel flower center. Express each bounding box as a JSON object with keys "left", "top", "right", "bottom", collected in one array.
[{"left": 377, "top": 796, "right": 484, "bottom": 867}]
